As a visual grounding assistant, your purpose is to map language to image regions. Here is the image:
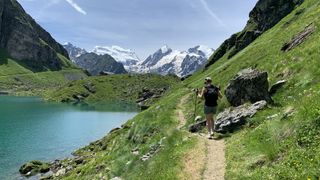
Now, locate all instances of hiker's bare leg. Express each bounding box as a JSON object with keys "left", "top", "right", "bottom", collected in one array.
[
  {"left": 206, "top": 113, "right": 213, "bottom": 133},
  {"left": 212, "top": 115, "right": 215, "bottom": 132}
]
